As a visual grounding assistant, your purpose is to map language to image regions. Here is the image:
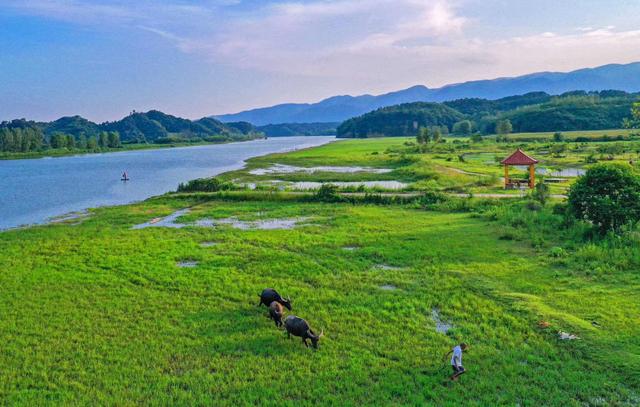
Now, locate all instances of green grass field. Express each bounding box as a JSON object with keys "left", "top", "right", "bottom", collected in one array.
[
  {"left": 224, "top": 136, "right": 640, "bottom": 196},
  {"left": 486, "top": 128, "right": 637, "bottom": 141},
  {"left": 1, "top": 138, "right": 639, "bottom": 405}
]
